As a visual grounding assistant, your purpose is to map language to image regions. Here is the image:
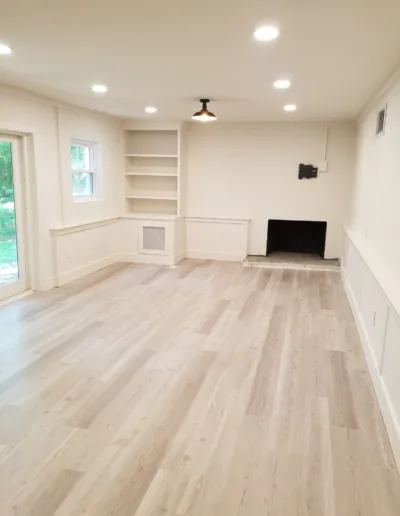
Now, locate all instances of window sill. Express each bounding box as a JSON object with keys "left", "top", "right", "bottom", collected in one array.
[{"left": 72, "top": 196, "right": 102, "bottom": 204}]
